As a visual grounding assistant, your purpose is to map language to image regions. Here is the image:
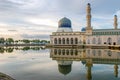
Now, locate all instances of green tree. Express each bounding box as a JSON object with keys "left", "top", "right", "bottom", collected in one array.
[
  {"left": 6, "top": 38, "right": 14, "bottom": 44},
  {"left": 0, "top": 38, "right": 5, "bottom": 44},
  {"left": 15, "top": 40, "right": 18, "bottom": 44},
  {"left": 32, "top": 39, "right": 40, "bottom": 44},
  {"left": 22, "top": 39, "right": 30, "bottom": 44}
]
